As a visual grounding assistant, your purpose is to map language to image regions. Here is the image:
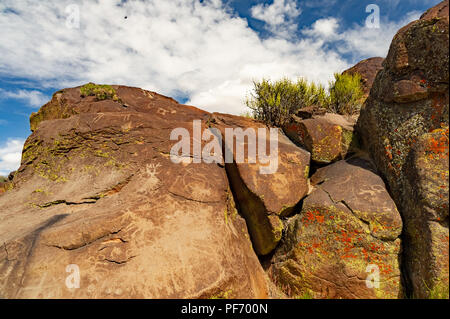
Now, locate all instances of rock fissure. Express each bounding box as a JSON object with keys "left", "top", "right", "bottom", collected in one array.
[
  {"left": 167, "top": 190, "right": 221, "bottom": 204},
  {"left": 46, "top": 229, "right": 123, "bottom": 251},
  {"left": 103, "top": 255, "right": 136, "bottom": 265}
]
